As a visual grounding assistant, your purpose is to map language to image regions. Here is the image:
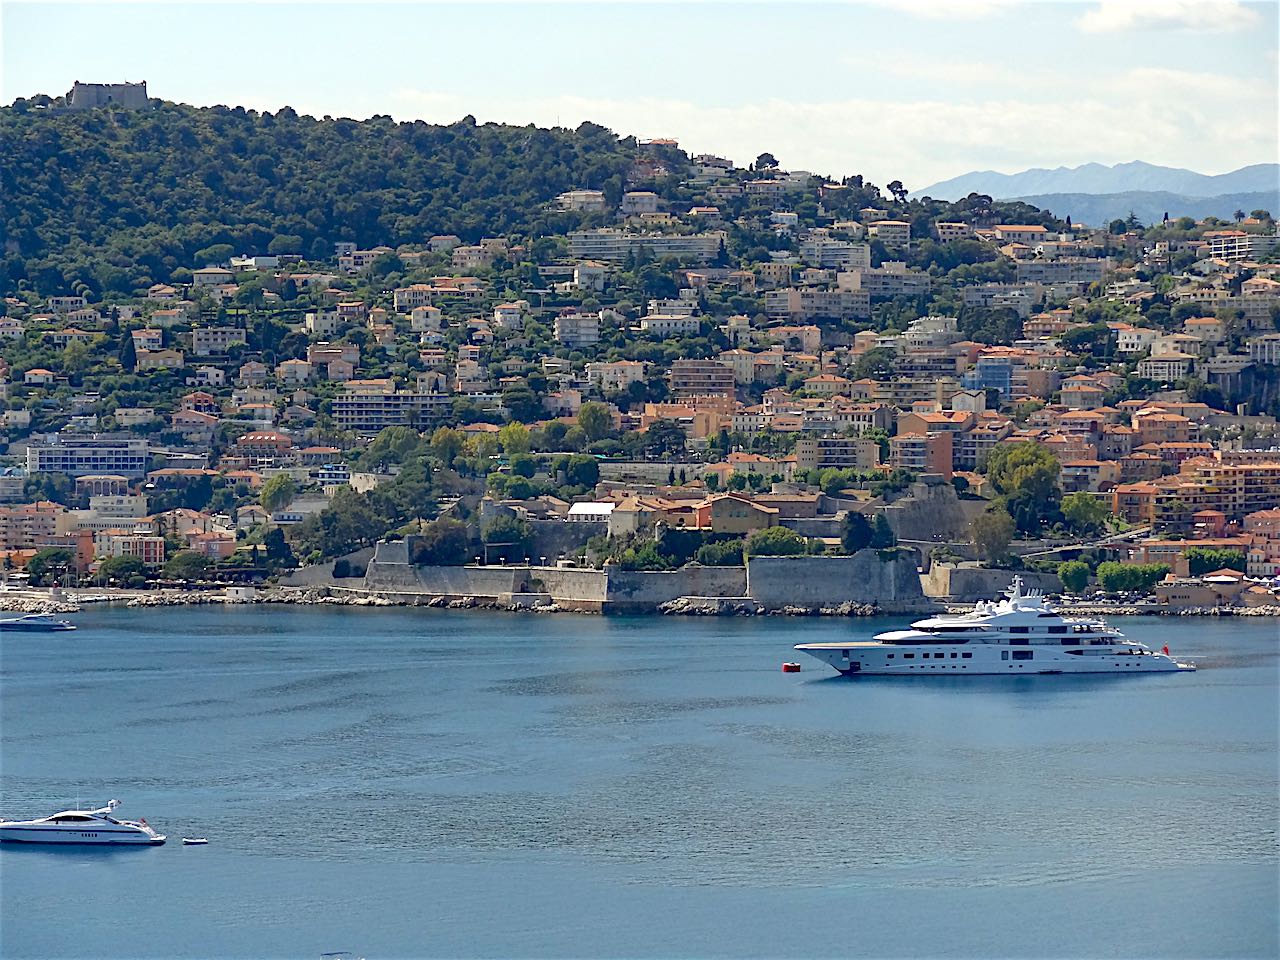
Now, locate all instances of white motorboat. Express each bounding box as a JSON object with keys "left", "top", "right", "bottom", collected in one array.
[
  {"left": 795, "top": 576, "right": 1196, "bottom": 676},
  {"left": 0, "top": 799, "right": 165, "bottom": 844},
  {"left": 0, "top": 613, "right": 76, "bottom": 632}
]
